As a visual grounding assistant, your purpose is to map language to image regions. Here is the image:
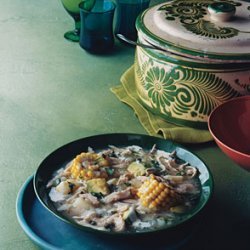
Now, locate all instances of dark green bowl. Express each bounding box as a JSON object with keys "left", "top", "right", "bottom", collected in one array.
[{"left": 33, "top": 133, "right": 213, "bottom": 240}]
